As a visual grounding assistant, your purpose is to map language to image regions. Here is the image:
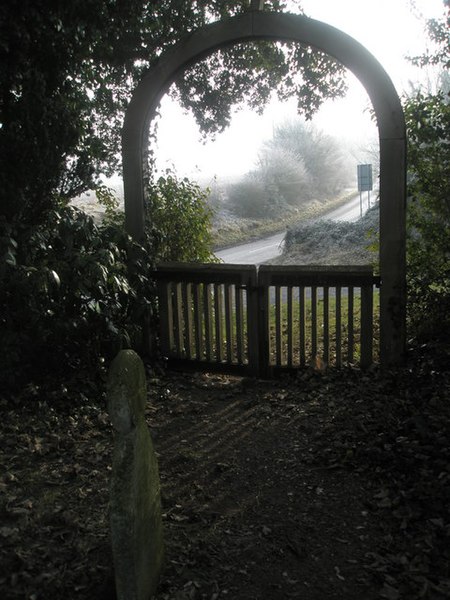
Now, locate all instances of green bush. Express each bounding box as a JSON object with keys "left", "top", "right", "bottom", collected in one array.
[
  {"left": 405, "top": 91, "right": 450, "bottom": 340},
  {"left": 0, "top": 173, "right": 217, "bottom": 392},
  {"left": 0, "top": 206, "right": 152, "bottom": 390},
  {"left": 146, "top": 172, "right": 216, "bottom": 263}
]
